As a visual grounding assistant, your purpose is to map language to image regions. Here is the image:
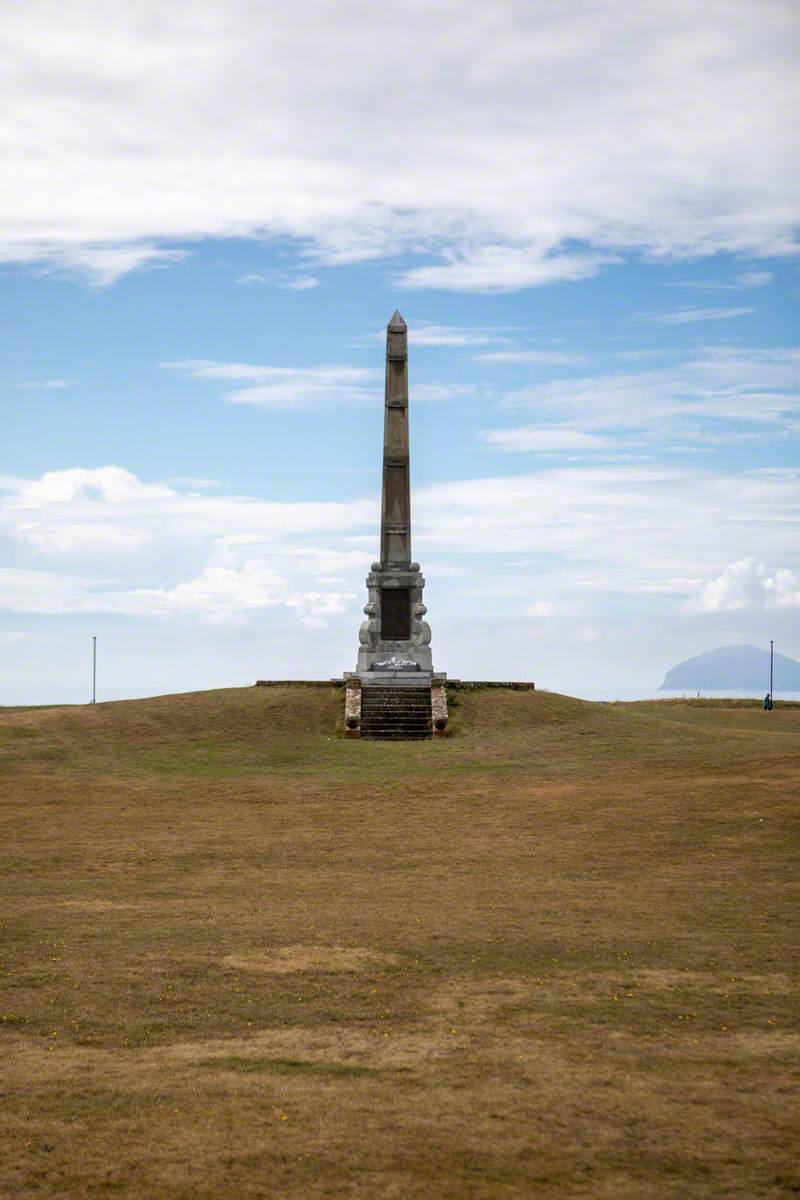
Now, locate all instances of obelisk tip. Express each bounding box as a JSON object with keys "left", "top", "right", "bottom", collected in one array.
[{"left": 387, "top": 310, "right": 407, "bottom": 330}]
